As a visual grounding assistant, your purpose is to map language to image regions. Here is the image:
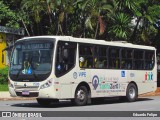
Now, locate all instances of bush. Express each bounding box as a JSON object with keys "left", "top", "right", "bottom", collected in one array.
[{"left": 0, "top": 67, "right": 9, "bottom": 84}]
